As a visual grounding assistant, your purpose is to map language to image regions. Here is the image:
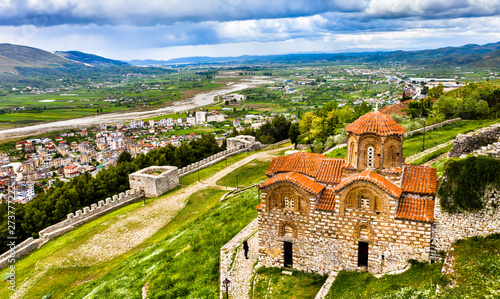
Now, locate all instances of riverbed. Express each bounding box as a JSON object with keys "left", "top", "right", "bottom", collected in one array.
[{"left": 0, "top": 78, "right": 274, "bottom": 142}]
